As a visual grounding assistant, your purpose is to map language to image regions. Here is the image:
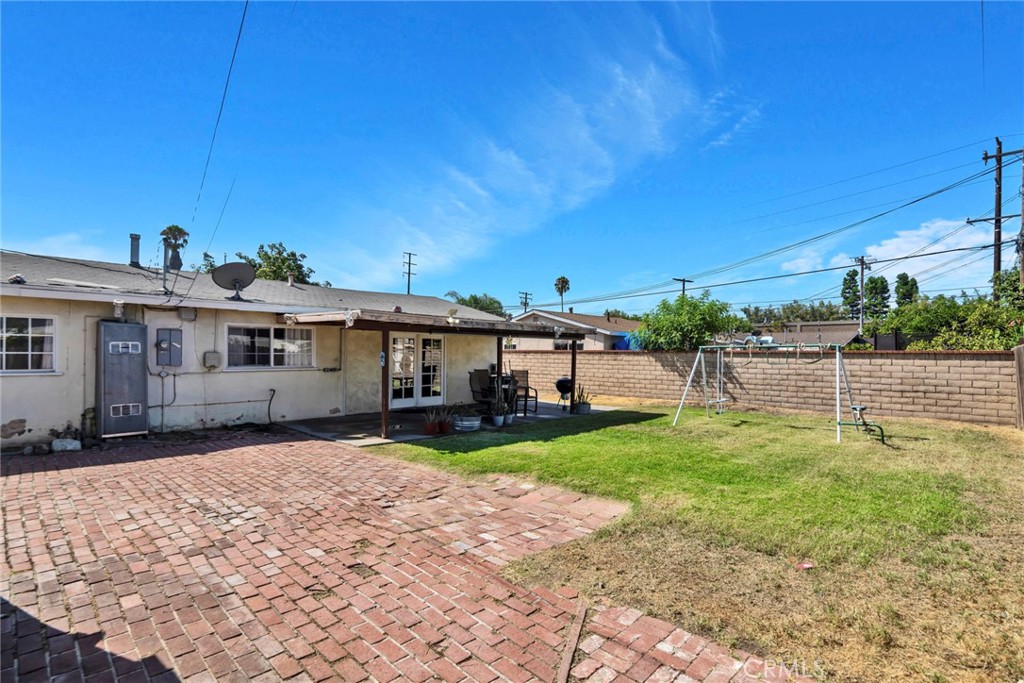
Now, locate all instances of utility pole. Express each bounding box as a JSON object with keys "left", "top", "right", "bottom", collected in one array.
[
  {"left": 853, "top": 256, "right": 873, "bottom": 334},
  {"left": 981, "top": 138, "right": 1024, "bottom": 299},
  {"left": 402, "top": 252, "right": 416, "bottom": 295},
  {"left": 518, "top": 291, "right": 532, "bottom": 314},
  {"left": 672, "top": 277, "right": 693, "bottom": 297}
]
